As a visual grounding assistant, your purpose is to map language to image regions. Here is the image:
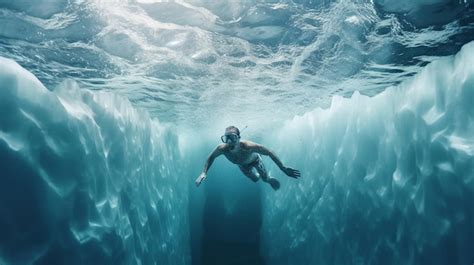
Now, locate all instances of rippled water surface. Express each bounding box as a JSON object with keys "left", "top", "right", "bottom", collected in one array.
[{"left": 1, "top": 0, "right": 473, "bottom": 127}]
